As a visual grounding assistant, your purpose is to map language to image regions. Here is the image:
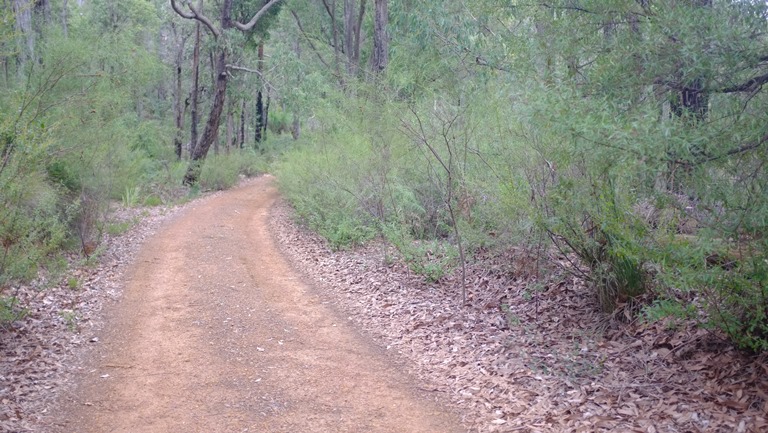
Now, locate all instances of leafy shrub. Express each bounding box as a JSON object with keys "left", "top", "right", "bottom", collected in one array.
[
  {"left": 708, "top": 260, "right": 768, "bottom": 352},
  {"left": 0, "top": 137, "right": 69, "bottom": 287},
  {"left": 199, "top": 149, "right": 266, "bottom": 191},
  {"left": 268, "top": 109, "right": 290, "bottom": 135},
  {"left": 0, "top": 296, "right": 27, "bottom": 328},
  {"left": 384, "top": 224, "right": 458, "bottom": 282}
]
